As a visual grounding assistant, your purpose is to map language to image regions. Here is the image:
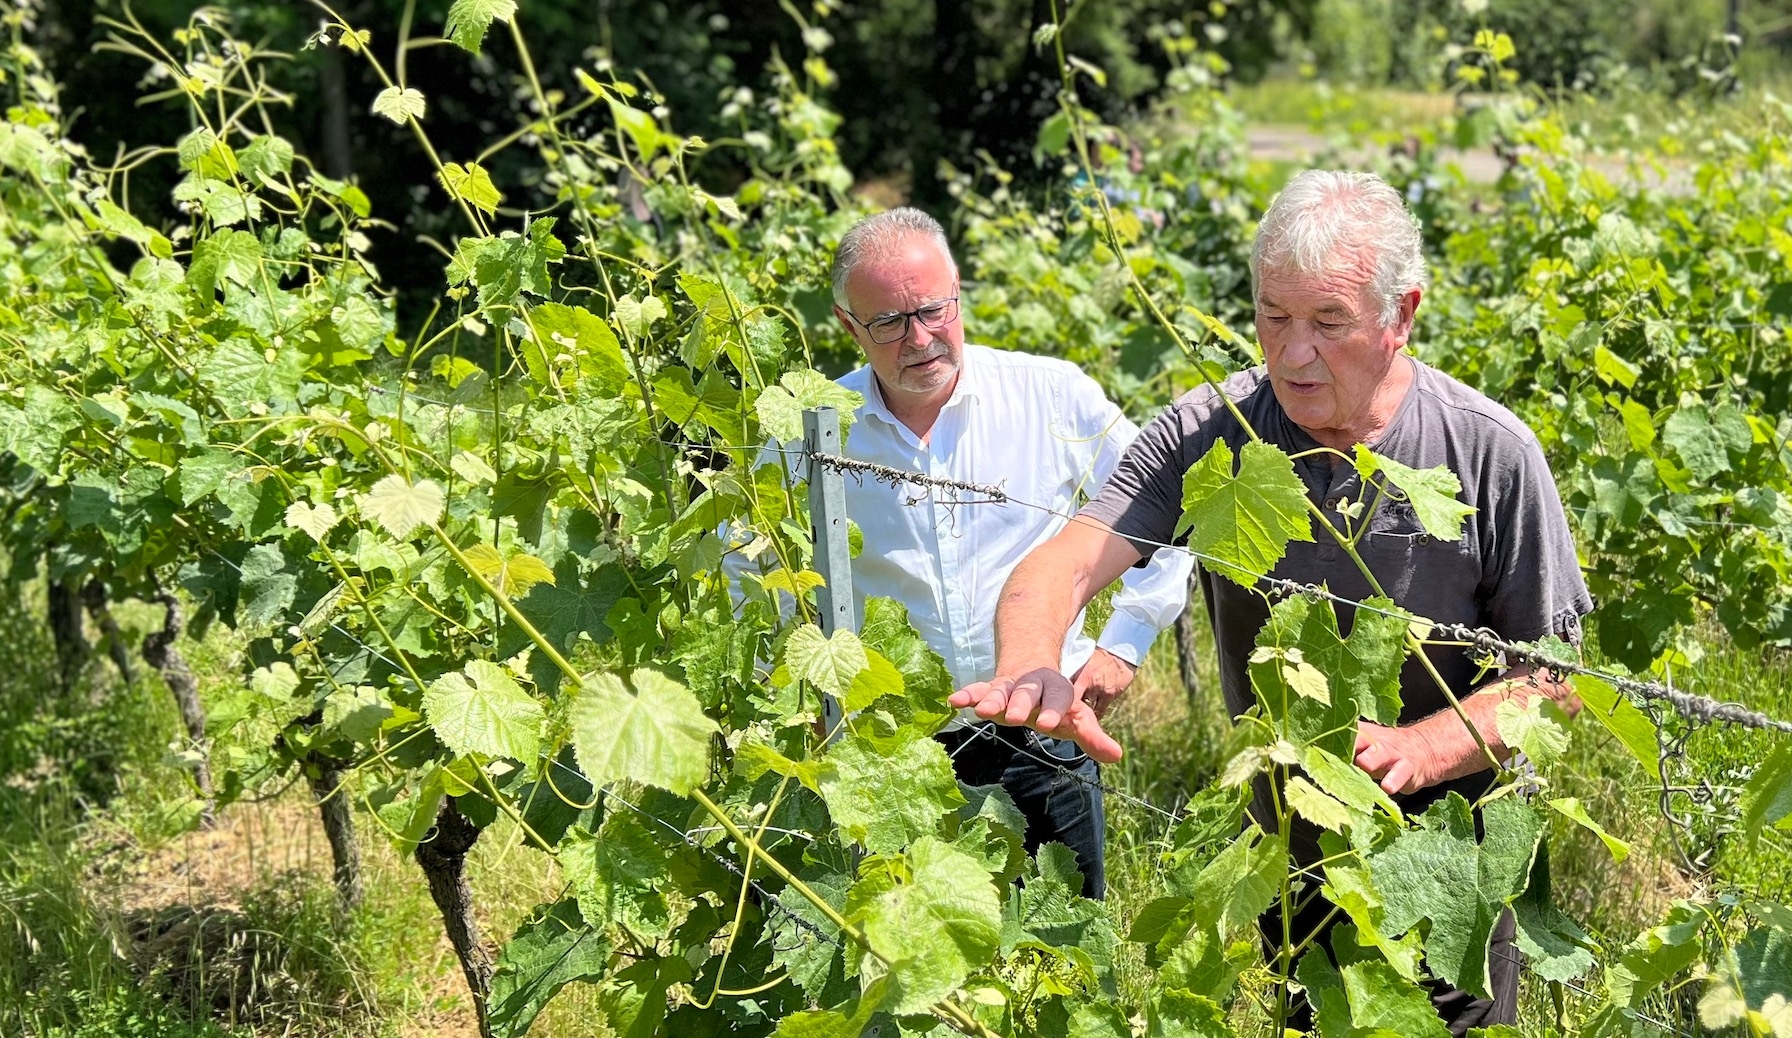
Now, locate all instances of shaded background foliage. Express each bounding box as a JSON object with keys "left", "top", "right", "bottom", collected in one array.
[{"left": 27, "top": 0, "right": 1780, "bottom": 314}]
